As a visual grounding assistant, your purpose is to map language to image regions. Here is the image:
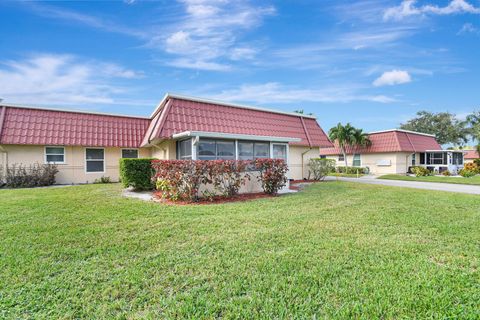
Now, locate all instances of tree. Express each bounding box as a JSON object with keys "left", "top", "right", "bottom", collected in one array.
[
  {"left": 466, "top": 110, "right": 480, "bottom": 152},
  {"left": 400, "top": 111, "right": 469, "bottom": 145},
  {"left": 328, "top": 123, "right": 371, "bottom": 167}
]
